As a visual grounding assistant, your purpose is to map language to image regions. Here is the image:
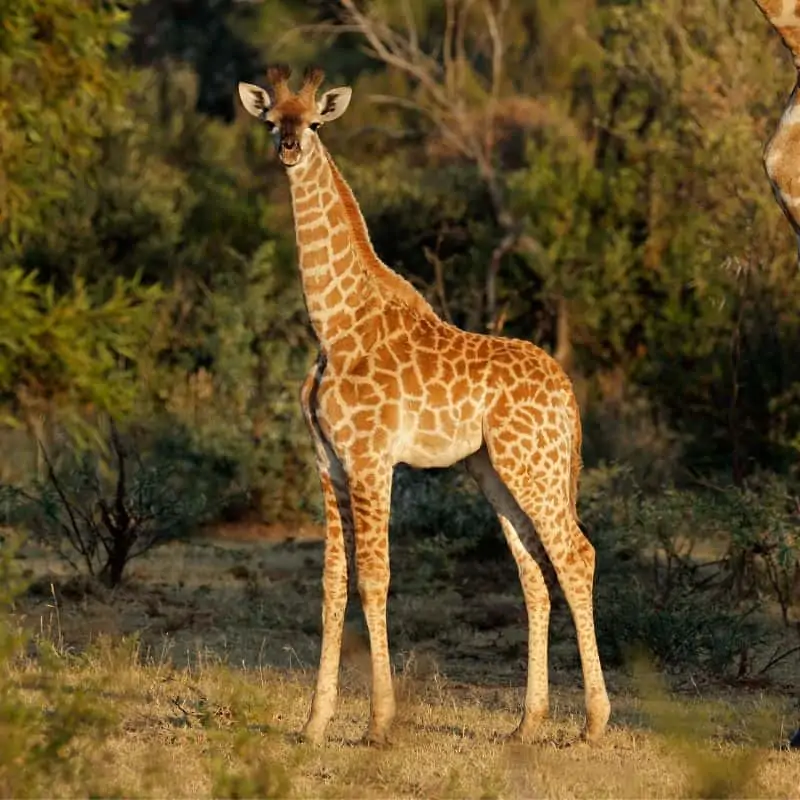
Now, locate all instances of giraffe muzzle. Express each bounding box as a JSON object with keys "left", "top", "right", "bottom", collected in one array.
[{"left": 279, "top": 138, "right": 302, "bottom": 166}]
